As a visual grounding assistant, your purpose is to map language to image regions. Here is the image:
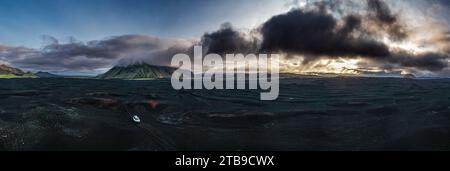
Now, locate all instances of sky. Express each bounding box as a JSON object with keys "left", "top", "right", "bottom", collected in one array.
[
  {"left": 1, "top": 0, "right": 450, "bottom": 77},
  {"left": 0, "top": 0, "right": 286, "bottom": 48}
]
